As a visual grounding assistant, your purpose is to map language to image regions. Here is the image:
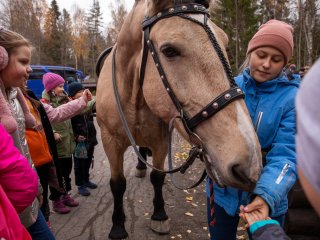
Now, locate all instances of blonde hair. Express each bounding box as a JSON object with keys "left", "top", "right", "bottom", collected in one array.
[
  {"left": 239, "top": 54, "right": 251, "bottom": 73},
  {"left": 0, "top": 27, "right": 31, "bottom": 56}
]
